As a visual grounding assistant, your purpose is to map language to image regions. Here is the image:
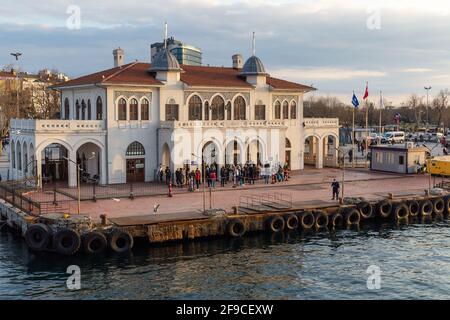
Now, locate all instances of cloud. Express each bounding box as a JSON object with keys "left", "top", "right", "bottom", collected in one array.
[
  {"left": 272, "top": 67, "right": 386, "bottom": 81},
  {"left": 401, "top": 68, "right": 433, "bottom": 73}
]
